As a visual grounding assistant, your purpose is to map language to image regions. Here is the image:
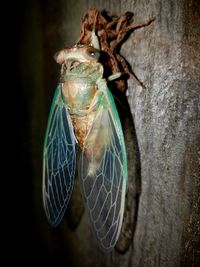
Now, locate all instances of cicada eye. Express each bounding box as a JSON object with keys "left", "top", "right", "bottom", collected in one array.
[{"left": 87, "top": 47, "right": 100, "bottom": 60}]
